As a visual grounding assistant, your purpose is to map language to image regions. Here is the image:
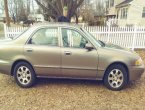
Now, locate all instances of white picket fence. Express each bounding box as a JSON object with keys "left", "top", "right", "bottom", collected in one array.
[
  {"left": 4, "top": 24, "right": 28, "bottom": 38},
  {"left": 84, "top": 26, "right": 145, "bottom": 50},
  {"left": 4, "top": 24, "right": 145, "bottom": 50}
]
